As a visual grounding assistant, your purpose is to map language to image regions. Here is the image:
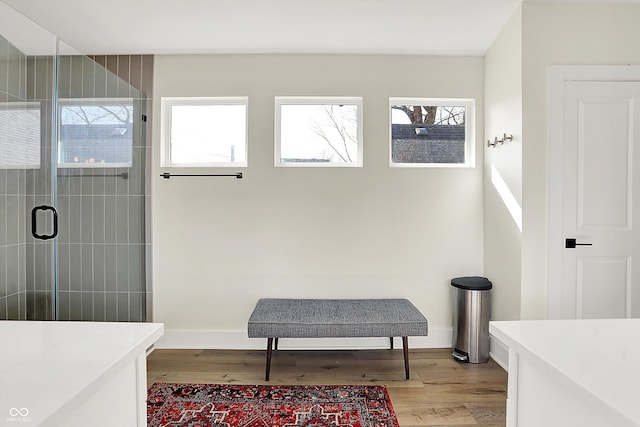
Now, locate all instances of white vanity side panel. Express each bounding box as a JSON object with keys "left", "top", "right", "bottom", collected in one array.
[
  {"left": 52, "top": 360, "right": 139, "bottom": 427},
  {"left": 515, "top": 355, "right": 634, "bottom": 427}
]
